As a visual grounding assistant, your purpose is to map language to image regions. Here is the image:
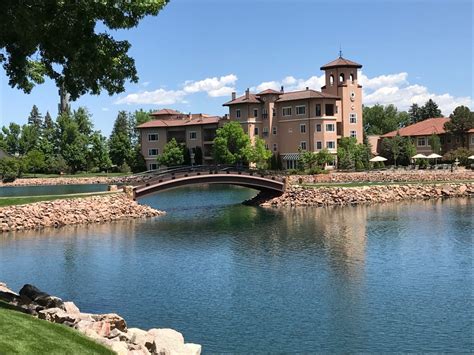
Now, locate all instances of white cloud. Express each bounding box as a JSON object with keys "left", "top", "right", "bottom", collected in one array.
[
  {"left": 141, "top": 81, "right": 150, "bottom": 87},
  {"left": 101, "top": 107, "right": 109, "bottom": 112},
  {"left": 252, "top": 75, "right": 325, "bottom": 93},
  {"left": 359, "top": 72, "right": 408, "bottom": 90},
  {"left": 183, "top": 74, "right": 237, "bottom": 97},
  {"left": 115, "top": 89, "right": 187, "bottom": 105}
]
